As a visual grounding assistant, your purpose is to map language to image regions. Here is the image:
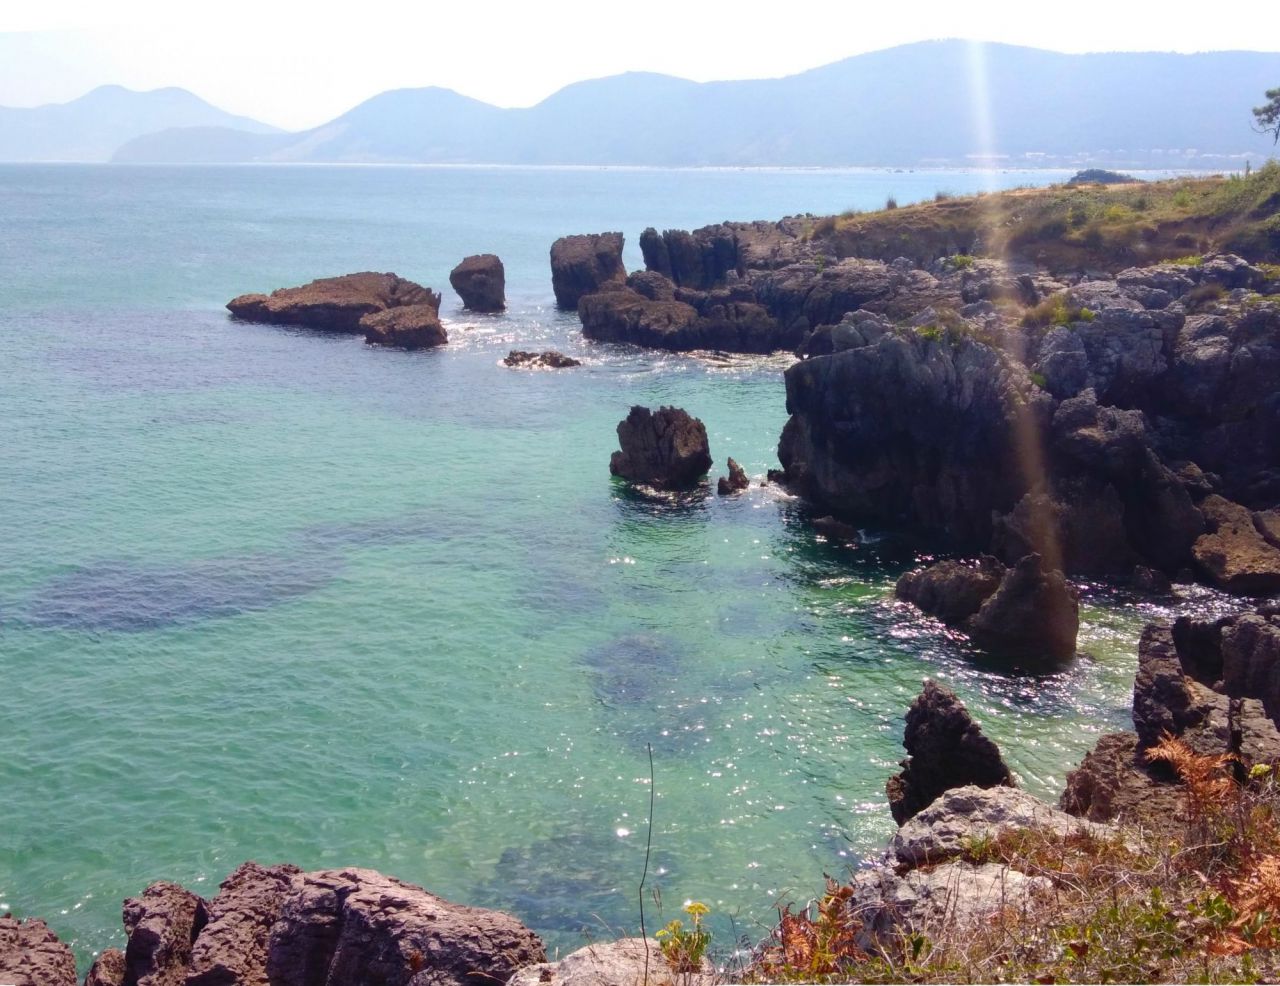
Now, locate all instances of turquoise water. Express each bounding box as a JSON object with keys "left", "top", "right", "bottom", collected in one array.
[{"left": 0, "top": 164, "right": 1219, "bottom": 964}]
